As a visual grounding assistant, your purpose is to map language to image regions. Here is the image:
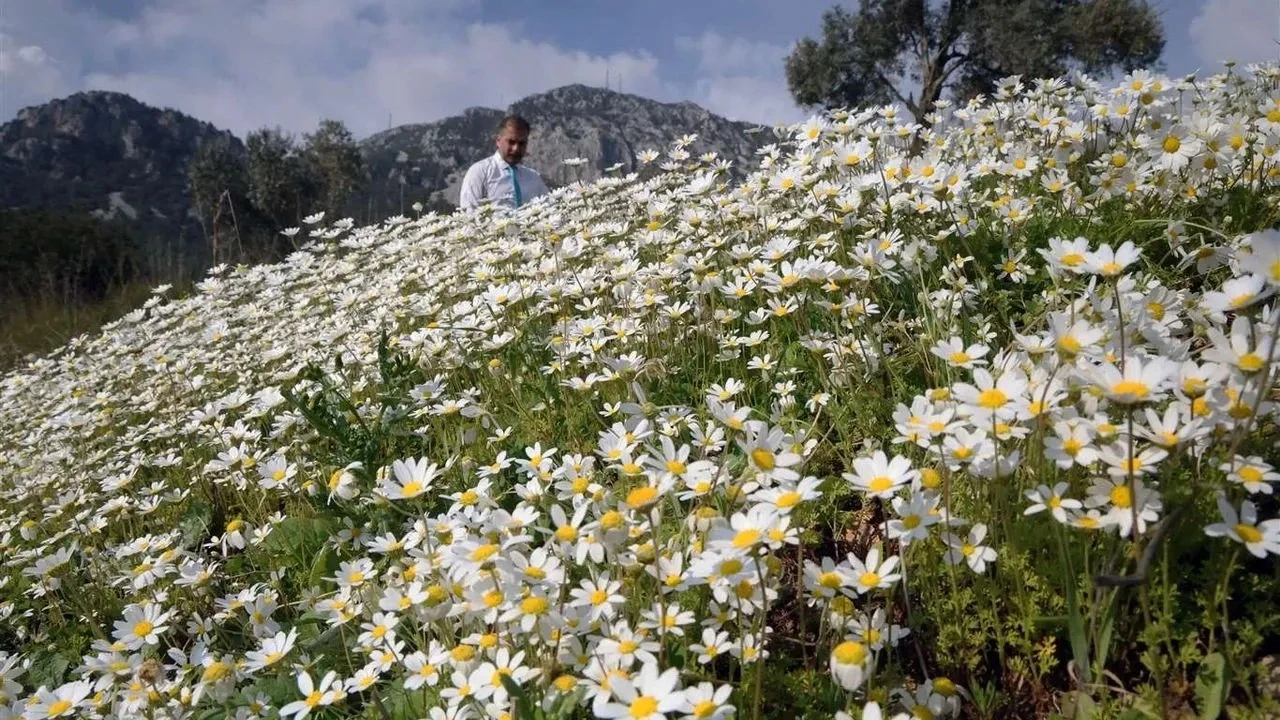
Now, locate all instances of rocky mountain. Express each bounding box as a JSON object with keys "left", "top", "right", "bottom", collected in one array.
[
  {"left": 1, "top": 91, "right": 241, "bottom": 272},
  {"left": 361, "top": 84, "right": 771, "bottom": 213},
  {"left": 1, "top": 85, "right": 768, "bottom": 256}
]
